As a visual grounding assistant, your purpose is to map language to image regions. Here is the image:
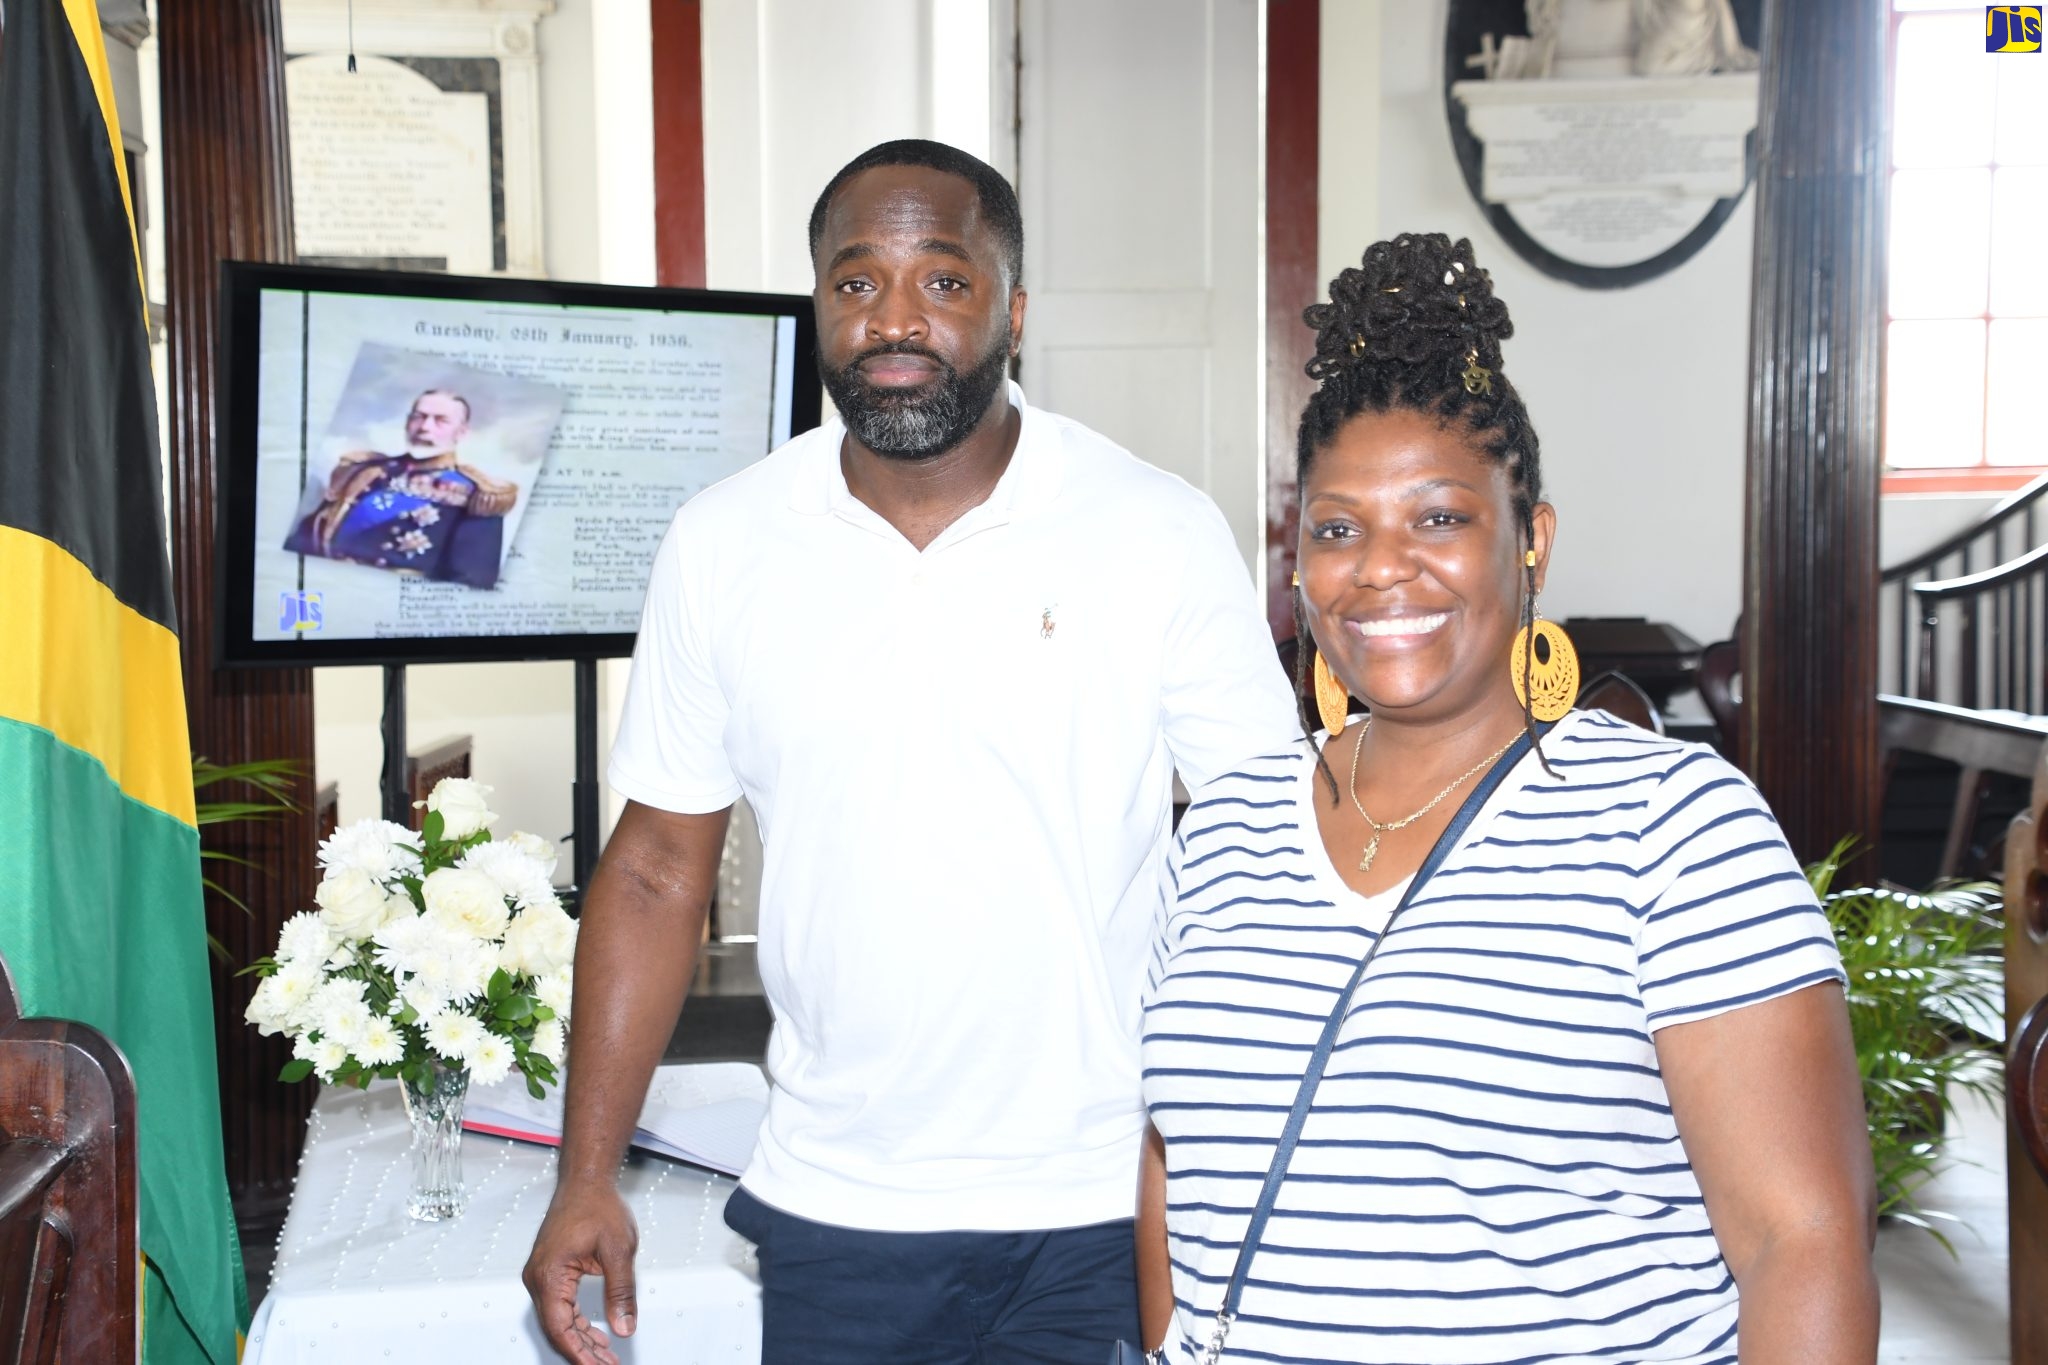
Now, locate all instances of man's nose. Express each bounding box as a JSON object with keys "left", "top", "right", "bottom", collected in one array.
[{"left": 865, "top": 284, "right": 926, "bottom": 343}]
